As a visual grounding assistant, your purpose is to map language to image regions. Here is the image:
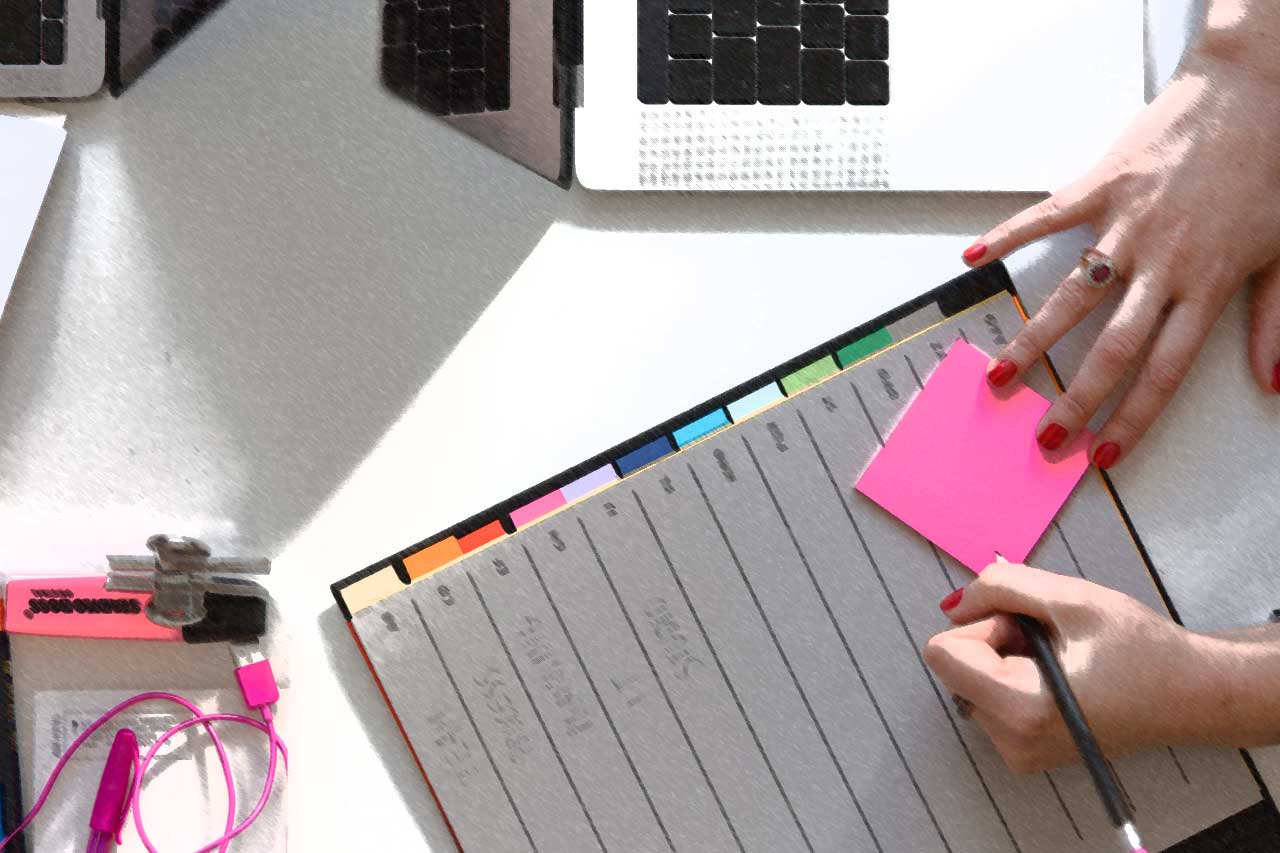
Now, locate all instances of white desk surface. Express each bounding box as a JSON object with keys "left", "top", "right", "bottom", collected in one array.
[{"left": 1, "top": 0, "right": 1275, "bottom": 850}]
